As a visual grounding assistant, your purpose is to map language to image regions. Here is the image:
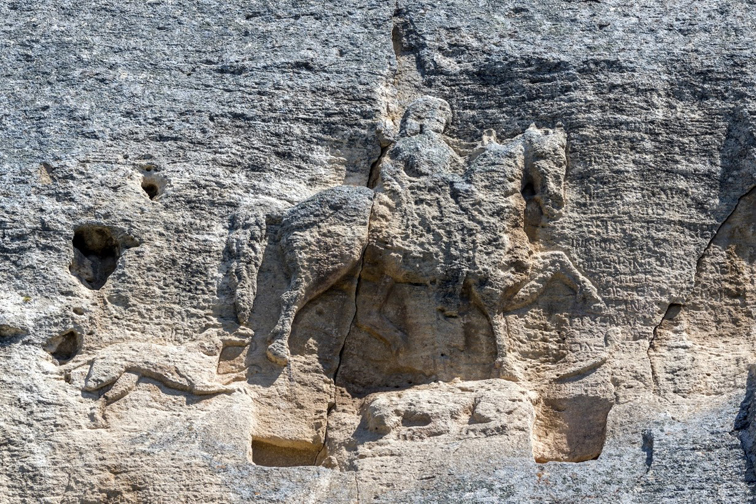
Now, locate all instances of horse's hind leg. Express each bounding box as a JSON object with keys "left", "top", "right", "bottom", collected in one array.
[
  {"left": 469, "top": 284, "right": 521, "bottom": 382},
  {"left": 265, "top": 186, "right": 374, "bottom": 366},
  {"left": 491, "top": 313, "right": 520, "bottom": 381}
]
